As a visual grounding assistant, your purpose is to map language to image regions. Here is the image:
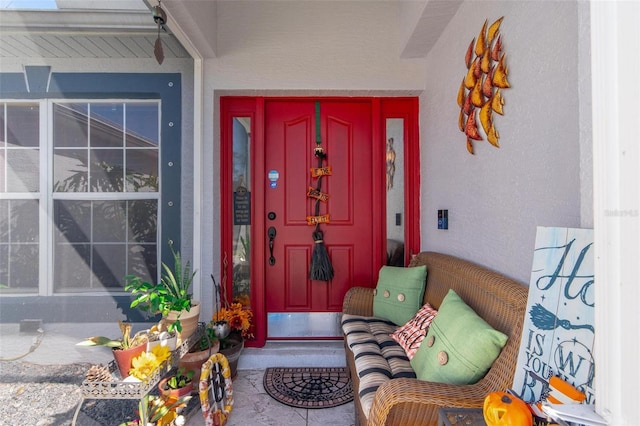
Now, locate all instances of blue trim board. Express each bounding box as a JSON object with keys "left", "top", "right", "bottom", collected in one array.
[
  {"left": 25, "top": 65, "right": 51, "bottom": 93},
  {"left": 0, "top": 73, "right": 28, "bottom": 93}
]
